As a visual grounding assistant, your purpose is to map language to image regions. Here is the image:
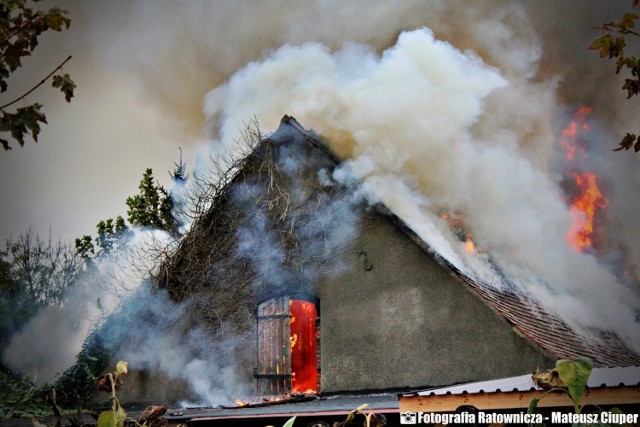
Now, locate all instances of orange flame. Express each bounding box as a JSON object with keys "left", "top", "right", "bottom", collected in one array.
[
  {"left": 464, "top": 234, "right": 476, "bottom": 253},
  {"left": 289, "top": 300, "right": 317, "bottom": 393},
  {"left": 561, "top": 107, "right": 608, "bottom": 252},
  {"left": 561, "top": 106, "right": 592, "bottom": 161},
  {"left": 567, "top": 172, "right": 608, "bottom": 251}
]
